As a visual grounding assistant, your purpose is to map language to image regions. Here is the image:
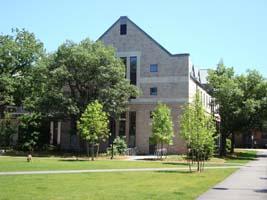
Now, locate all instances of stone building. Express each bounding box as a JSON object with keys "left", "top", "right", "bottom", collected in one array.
[
  {"left": 95, "top": 16, "right": 213, "bottom": 154},
  {"left": 50, "top": 16, "right": 213, "bottom": 154}
]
